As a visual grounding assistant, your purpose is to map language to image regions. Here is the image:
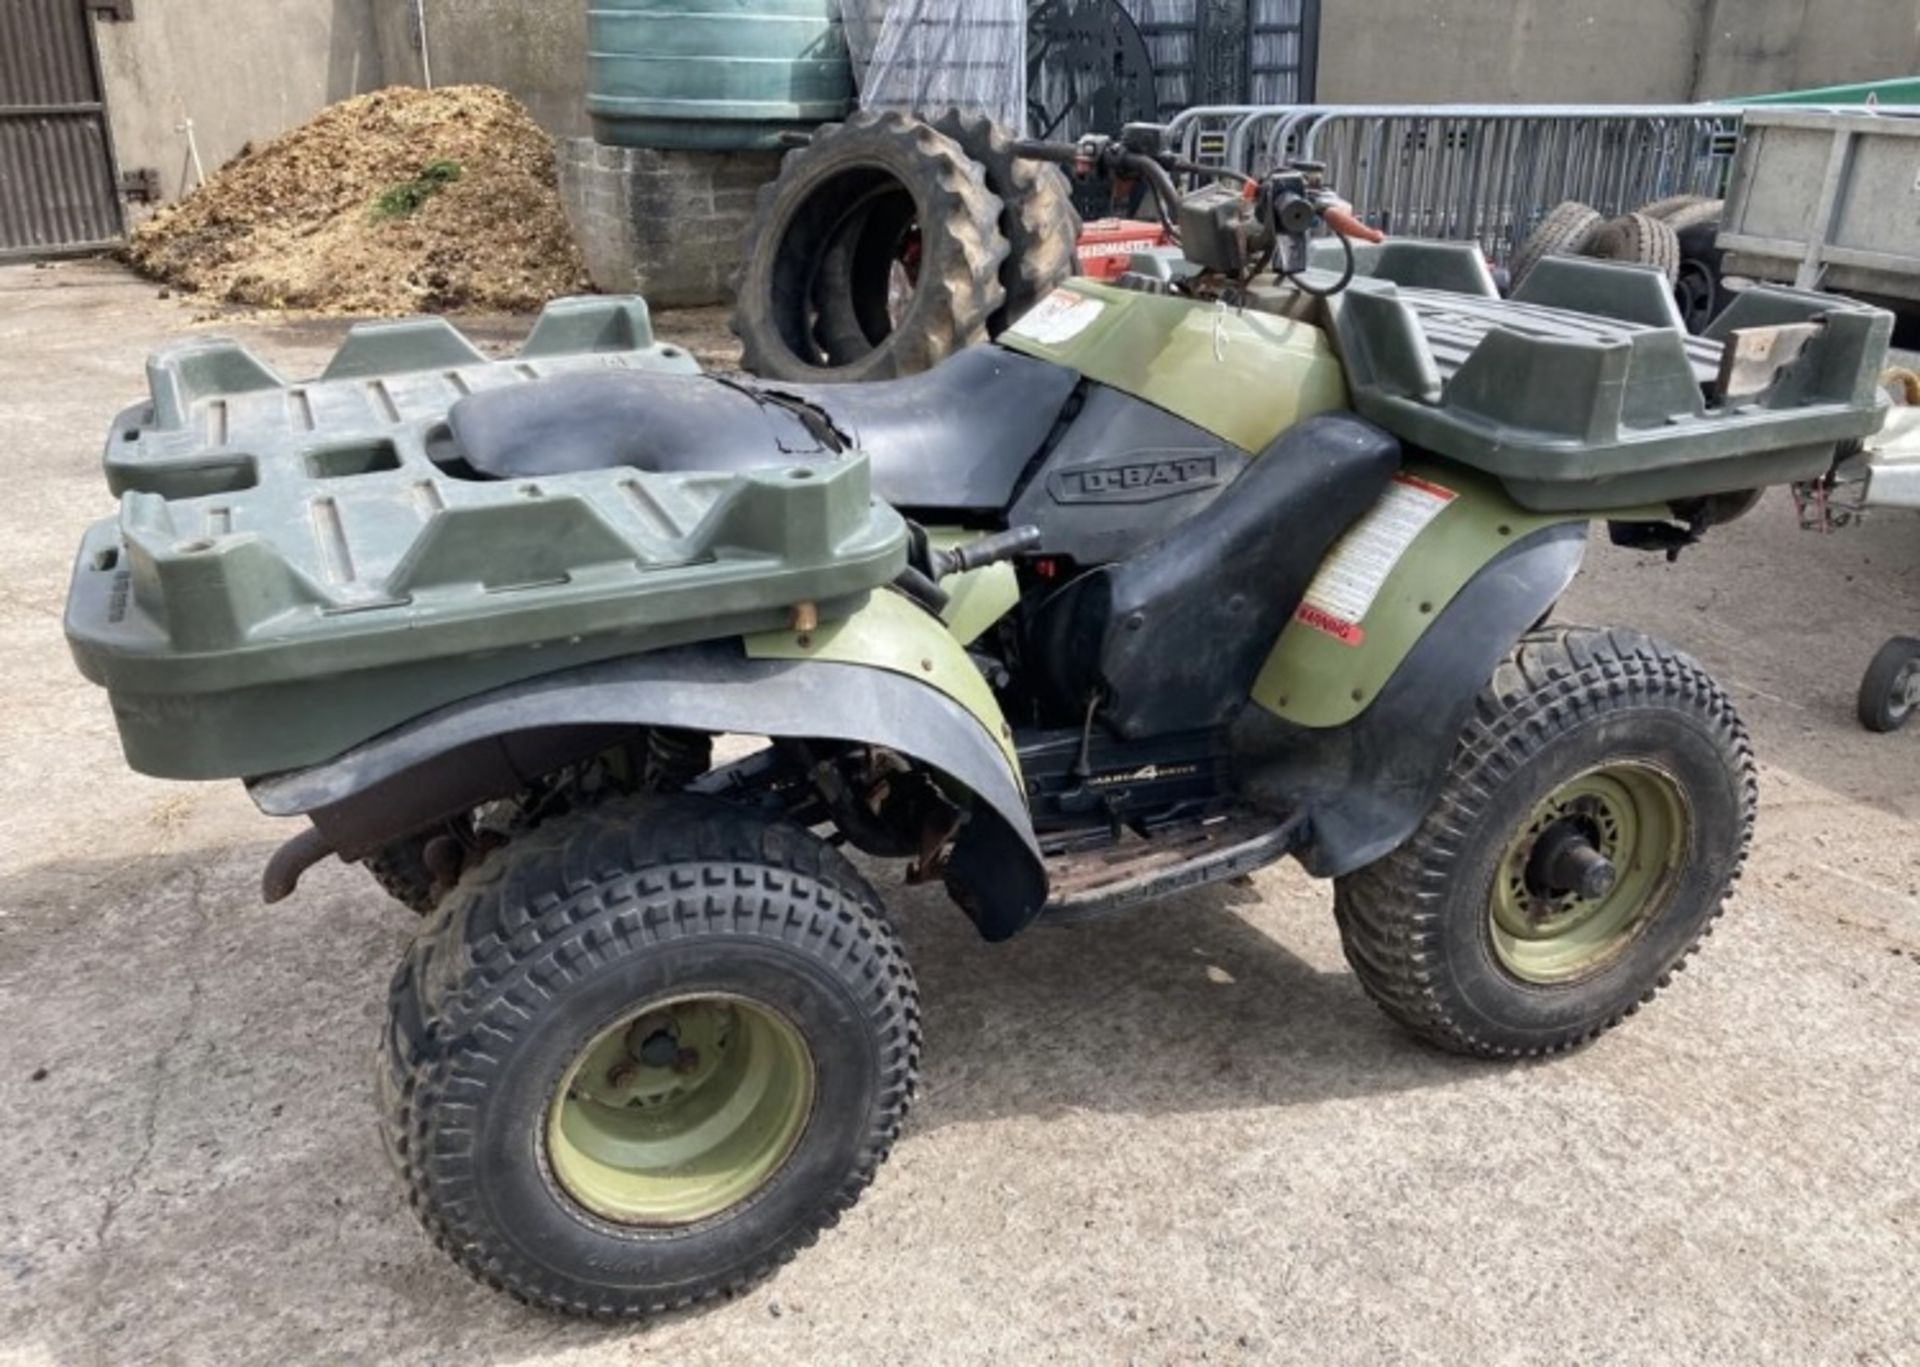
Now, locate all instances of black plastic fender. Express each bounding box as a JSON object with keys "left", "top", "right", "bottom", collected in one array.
[
  {"left": 1229, "top": 522, "right": 1590, "bottom": 878},
  {"left": 248, "top": 643, "right": 1048, "bottom": 940}
]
